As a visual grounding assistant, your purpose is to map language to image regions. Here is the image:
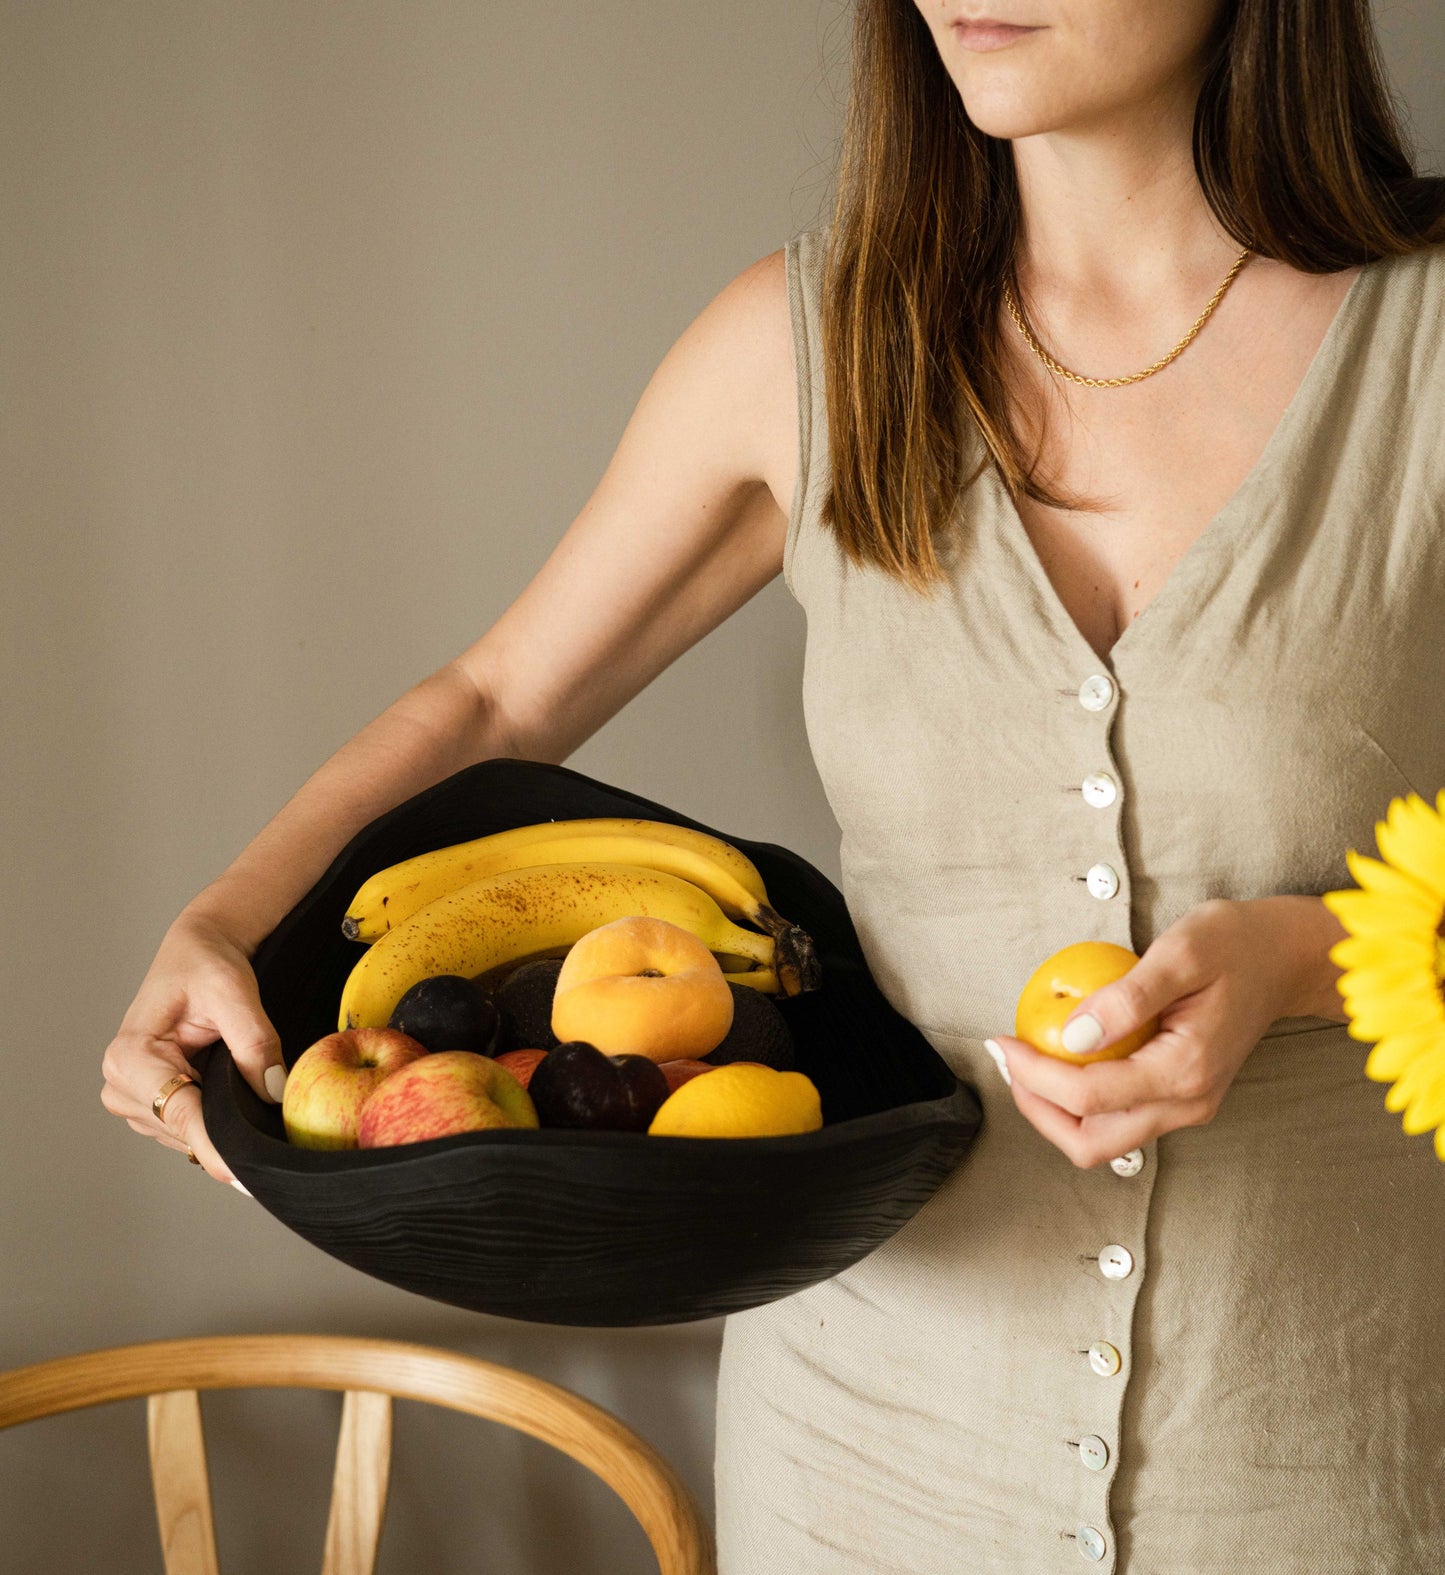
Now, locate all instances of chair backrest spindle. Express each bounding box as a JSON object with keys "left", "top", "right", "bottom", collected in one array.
[
  {"left": 146, "top": 1389, "right": 221, "bottom": 1575},
  {"left": 321, "top": 1389, "right": 393, "bottom": 1575}
]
